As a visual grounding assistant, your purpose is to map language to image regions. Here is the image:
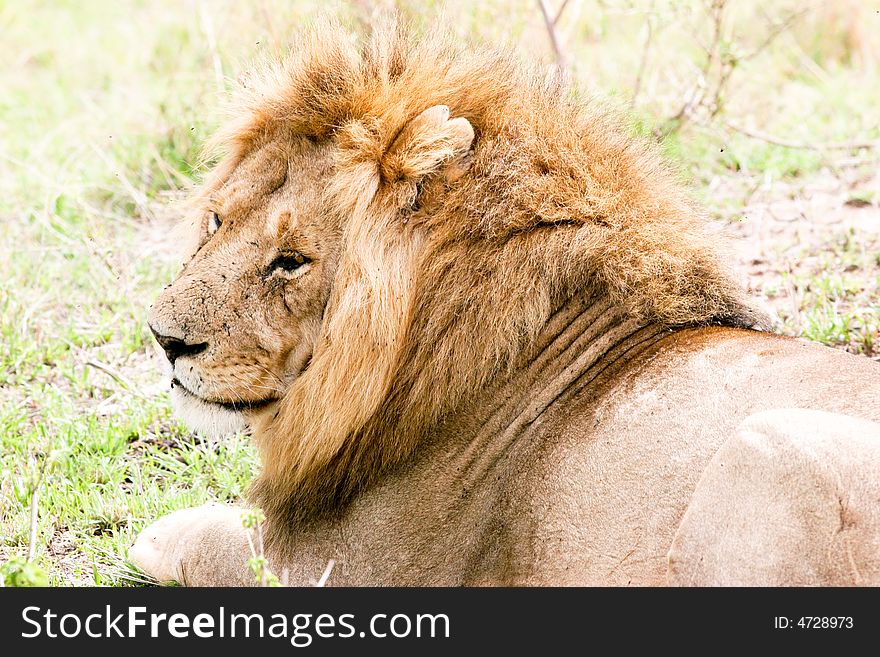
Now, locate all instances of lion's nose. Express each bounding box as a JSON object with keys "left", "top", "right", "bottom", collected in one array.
[{"left": 149, "top": 325, "right": 208, "bottom": 365}]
